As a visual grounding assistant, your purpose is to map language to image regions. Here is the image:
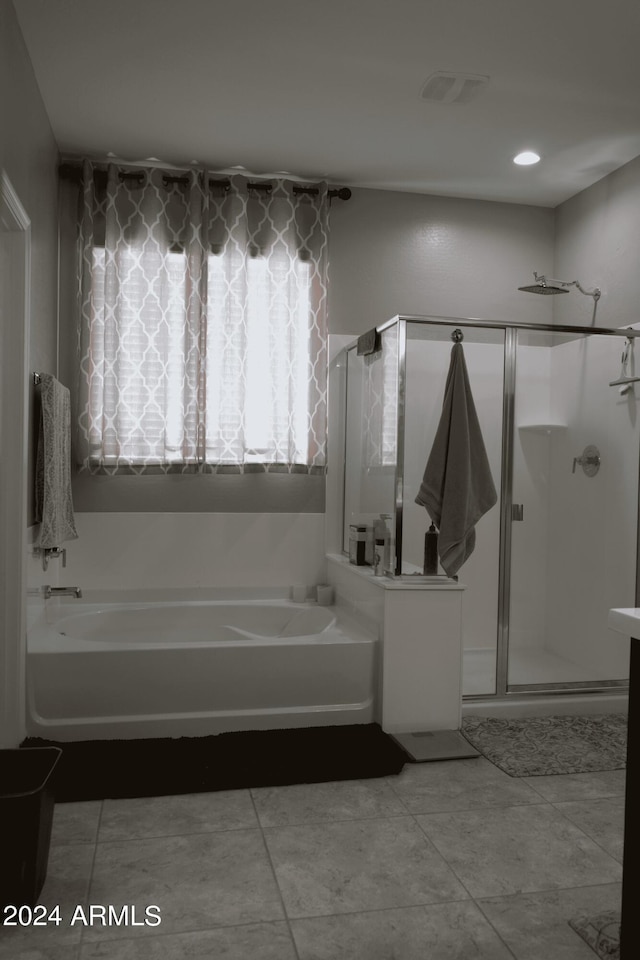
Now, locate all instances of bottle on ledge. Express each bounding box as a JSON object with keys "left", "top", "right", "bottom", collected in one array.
[{"left": 423, "top": 522, "right": 439, "bottom": 576}]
